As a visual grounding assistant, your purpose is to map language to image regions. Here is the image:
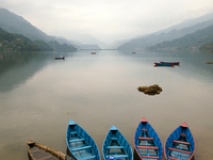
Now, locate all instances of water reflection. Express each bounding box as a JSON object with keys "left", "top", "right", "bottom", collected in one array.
[{"left": 0, "top": 51, "right": 77, "bottom": 93}]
